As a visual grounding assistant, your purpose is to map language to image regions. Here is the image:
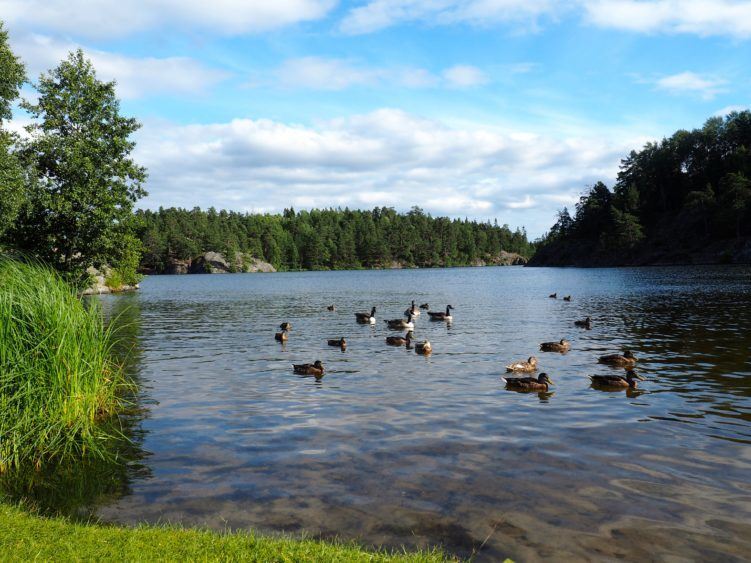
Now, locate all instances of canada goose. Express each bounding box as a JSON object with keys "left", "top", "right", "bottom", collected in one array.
[
  {"left": 505, "top": 356, "right": 538, "bottom": 373},
  {"left": 503, "top": 373, "right": 554, "bottom": 392},
  {"left": 549, "top": 293, "right": 557, "bottom": 299},
  {"left": 327, "top": 305, "right": 336, "bottom": 311},
  {"left": 598, "top": 350, "right": 637, "bottom": 367},
  {"left": 327, "top": 337, "right": 347, "bottom": 349},
  {"left": 590, "top": 370, "right": 645, "bottom": 389},
  {"left": 428, "top": 305, "right": 454, "bottom": 321},
  {"left": 563, "top": 295, "right": 572, "bottom": 301},
  {"left": 275, "top": 329, "right": 288, "bottom": 342},
  {"left": 386, "top": 331, "right": 413, "bottom": 346},
  {"left": 419, "top": 303, "right": 430, "bottom": 309},
  {"left": 355, "top": 306, "right": 376, "bottom": 324},
  {"left": 292, "top": 360, "right": 324, "bottom": 378},
  {"left": 385, "top": 313, "right": 414, "bottom": 330},
  {"left": 574, "top": 316, "right": 592, "bottom": 329},
  {"left": 540, "top": 339, "right": 570, "bottom": 353},
  {"left": 415, "top": 340, "right": 432, "bottom": 355},
  {"left": 279, "top": 322, "right": 292, "bottom": 331},
  {"left": 404, "top": 300, "right": 420, "bottom": 317}
]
